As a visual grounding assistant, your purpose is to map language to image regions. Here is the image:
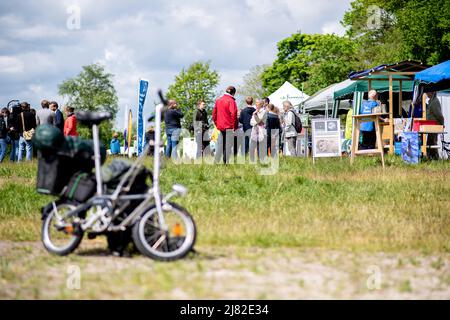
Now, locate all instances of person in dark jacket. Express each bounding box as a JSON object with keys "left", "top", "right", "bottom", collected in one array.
[
  {"left": 239, "top": 96, "right": 255, "bottom": 155},
  {"left": 266, "top": 104, "right": 281, "bottom": 157},
  {"left": 263, "top": 97, "right": 270, "bottom": 111},
  {"left": 164, "top": 100, "right": 183, "bottom": 159},
  {"left": 49, "top": 101, "right": 64, "bottom": 132},
  {"left": 0, "top": 108, "right": 8, "bottom": 162},
  {"left": 7, "top": 106, "right": 21, "bottom": 162},
  {"left": 194, "top": 100, "right": 210, "bottom": 158},
  {"left": 17, "top": 102, "right": 37, "bottom": 161},
  {"left": 145, "top": 126, "right": 156, "bottom": 156},
  {"left": 426, "top": 92, "right": 445, "bottom": 159}
]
